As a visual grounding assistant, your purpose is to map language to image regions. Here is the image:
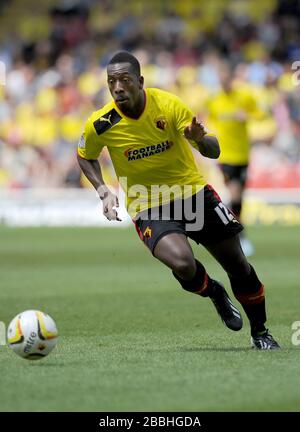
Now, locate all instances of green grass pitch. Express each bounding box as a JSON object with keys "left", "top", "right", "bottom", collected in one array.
[{"left": 0, "top": 225, "right": 299, "bottom": 412}]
